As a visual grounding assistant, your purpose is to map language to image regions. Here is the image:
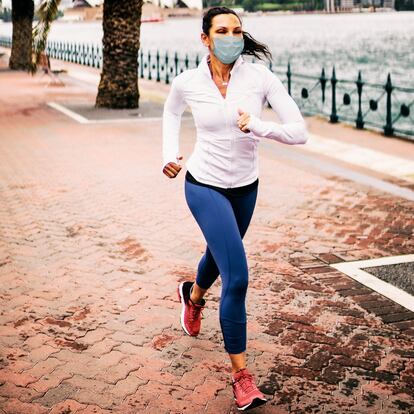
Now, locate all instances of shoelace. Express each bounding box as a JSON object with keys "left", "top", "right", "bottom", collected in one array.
[
  {"left": 235, "top": 371, "right": 256, "bottom": 394},
  {"left": 188, "top": 300, "right": 203, "bottom": 322}
]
